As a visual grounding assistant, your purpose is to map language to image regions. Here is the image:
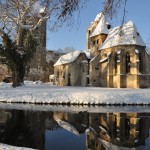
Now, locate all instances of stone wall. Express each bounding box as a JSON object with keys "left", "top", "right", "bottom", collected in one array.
[
  {"left": 0, "top": 64, "right": 11, "bottom": 82},
  {"left": 90, "top": 45, "right": 150, "bottom": 88},
  {"left": 54, "top": 53, "right": 89, "bottom": 86},
  {"left": 25, "top": 20, "right": 49, "bottom": 82}
]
